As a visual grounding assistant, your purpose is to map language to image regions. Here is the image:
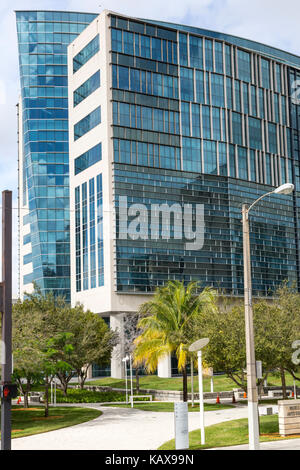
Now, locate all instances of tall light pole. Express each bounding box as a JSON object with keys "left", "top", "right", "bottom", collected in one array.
[
  {"left": 1, "top": 191, "right": 13, "bottom": 451},
  {"left": 122, "top": 356, "right": 129, "bottom": 404},
  {"left": 242, "top": 182, "right": 294, "bottom": 450},
  {"left": 189, "top": 338, "right": 209, "bottom": 446}
]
